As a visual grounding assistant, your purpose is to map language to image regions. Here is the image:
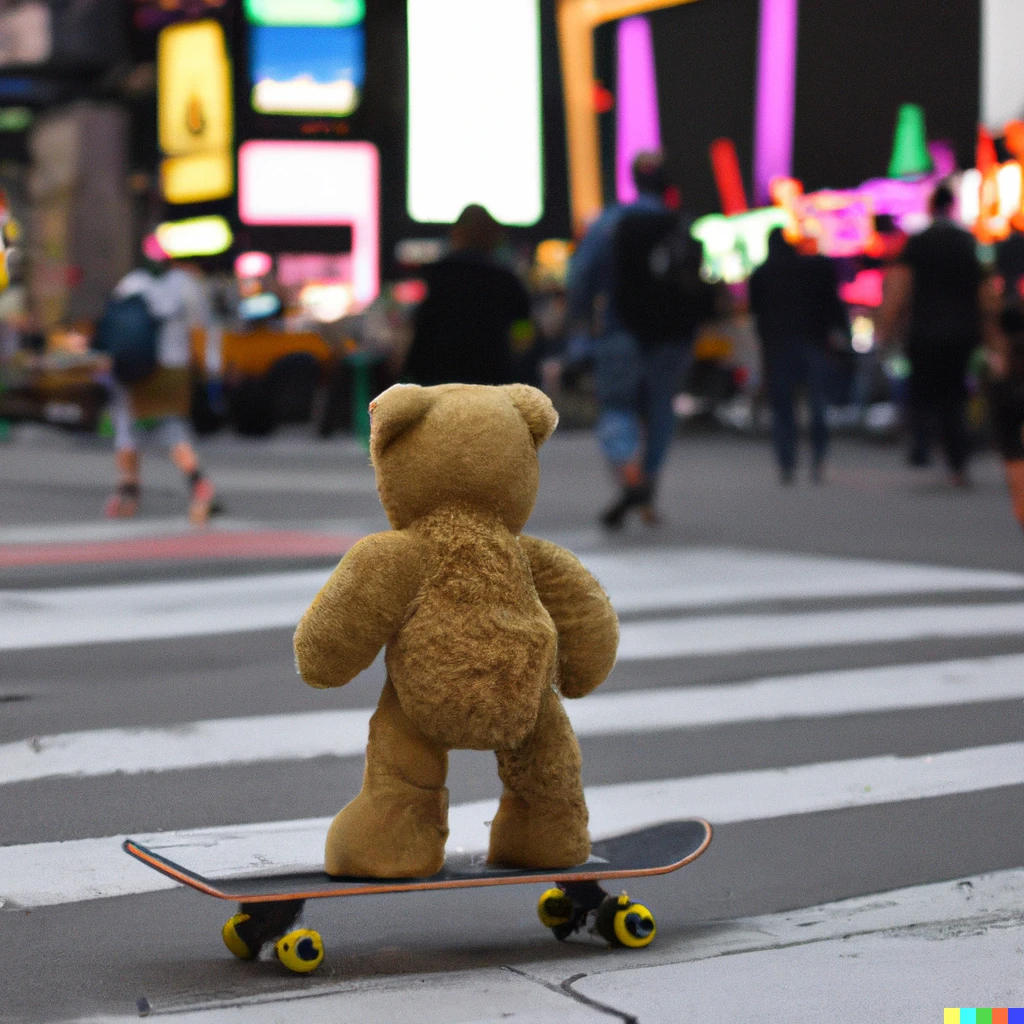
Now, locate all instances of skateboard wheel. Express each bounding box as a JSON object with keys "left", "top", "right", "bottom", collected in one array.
[
  {"left": 613, "top": 903, "right": 656, "bottom": 948},
  {"left": 537, "top": 888, "right": 574, "bottom": 928},
  {"left": 596, "top": 894, "right": 656, "bottom": 949},
  {"left": 275, "top": 928, "right": 324, "bottom": 973},
  {"left": 222, "top": 914, "right": 257, "bottom": 960}
]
